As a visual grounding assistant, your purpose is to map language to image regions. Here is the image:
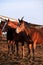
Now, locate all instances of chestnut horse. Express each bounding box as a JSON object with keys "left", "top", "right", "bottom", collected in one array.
[
  {"left": 16, "top": 19, "right": 34, "bottom": 58},
  {"left": 16, "top": 19, "right": 43, "bottom": 58}
]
